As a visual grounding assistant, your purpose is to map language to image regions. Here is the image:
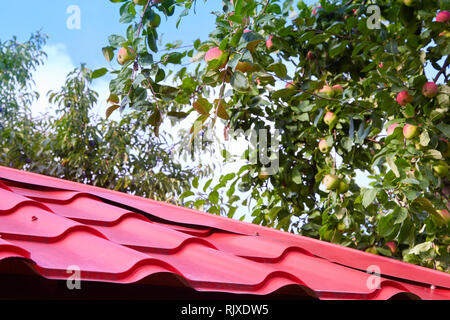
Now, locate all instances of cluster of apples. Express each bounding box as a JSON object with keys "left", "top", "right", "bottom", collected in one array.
[
  {"left": 319, "top": 84, "right": 344, "bottom": 98},
  {"left": 393, "top": 81, "right": 440, "bottom": 139},
  {"left": 322, "top": 174, "right": 349, "bottom": 194},
  {"left": 391, "top": 80, "right": 449, "bottom": 178}
]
